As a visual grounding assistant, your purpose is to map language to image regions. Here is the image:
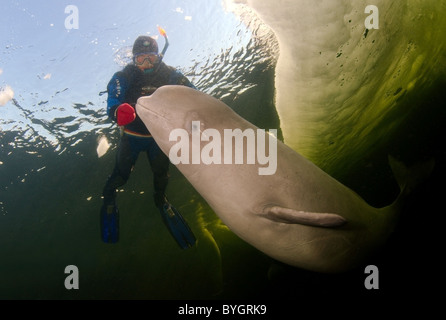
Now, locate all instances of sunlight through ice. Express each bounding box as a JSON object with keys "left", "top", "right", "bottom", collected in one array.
[{"left": 0, "top": 85, "right": 14, "bottom": 106}]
